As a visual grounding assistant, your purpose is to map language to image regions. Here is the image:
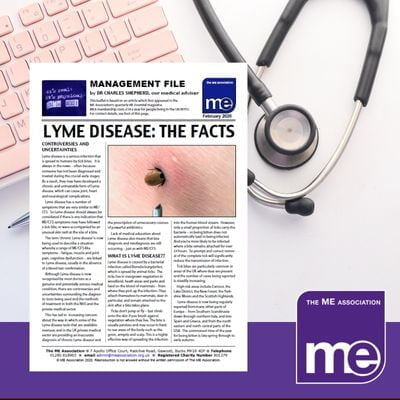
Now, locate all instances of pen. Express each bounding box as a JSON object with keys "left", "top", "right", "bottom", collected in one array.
[
  {"left": 8, "top": 212, "right": 30, "bottom": 229},
  {"left": 152, "top": 204, "right": 162, "bottom": 217}
]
